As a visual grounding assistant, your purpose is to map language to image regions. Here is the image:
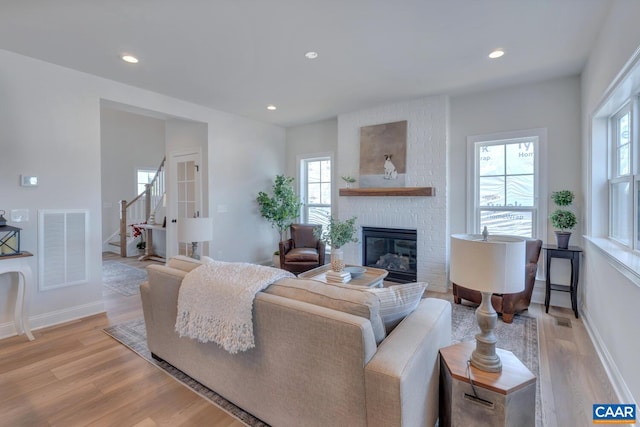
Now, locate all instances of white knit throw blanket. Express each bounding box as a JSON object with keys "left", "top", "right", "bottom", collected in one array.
[{"left": 175, "top": 257, "right": 294, "bottom": 354}]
